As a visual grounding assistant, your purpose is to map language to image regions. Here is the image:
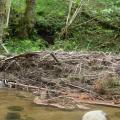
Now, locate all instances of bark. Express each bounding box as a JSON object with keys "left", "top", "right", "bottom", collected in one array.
[
  {"left": 19, "top": 0, "right": 36, "bottom": 38},
  {"left": 0, "top": 0, "right": 9, "bottom": 53},
  {"left": 0, "top": 0, "right": 6, "bottom": 43}
]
